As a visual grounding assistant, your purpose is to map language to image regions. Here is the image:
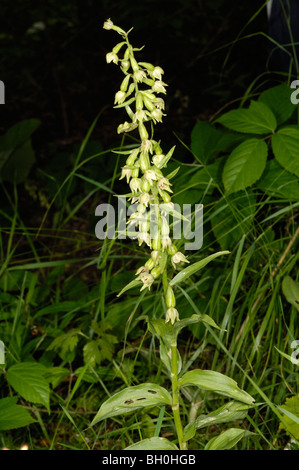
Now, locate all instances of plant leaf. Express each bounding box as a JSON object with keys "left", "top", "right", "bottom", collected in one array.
[
  {"left": 125, "top": 437, "right": 179, "bottom": 450},
  {"left": 178, "top": 369, "right": 255, "bottom": 404},
  {"left": 0, "top": 397, "right": 37, "bottom": 431},
  {"left": 282, "top": 275, "right": 299, "bottom": 311},
  {"left": 91, "top": 383, "right": 172, "bottom": 425},
  {"left": 169, "top": 251, "right": 230, "bottom": 287},
  {"left": 6, "top": 362, "right": 50, "bottom": 411},
  {"left": 272, "top": 127, "right": 299, "bottom": 177},
  {"left": 258, "top": 83, "right": 295, "bottom": 126},
  {"left": 215, "top": 101, "right": 277, "bottom": 134},
  {"left": 256, "top": 159, "right": 299, "bottom": 201},
  {"left": 204, "top": 428, "right": 254, "bottom": 450},
  {"left": 222, "top": 138, "right": 268, "bottom": 194}
]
